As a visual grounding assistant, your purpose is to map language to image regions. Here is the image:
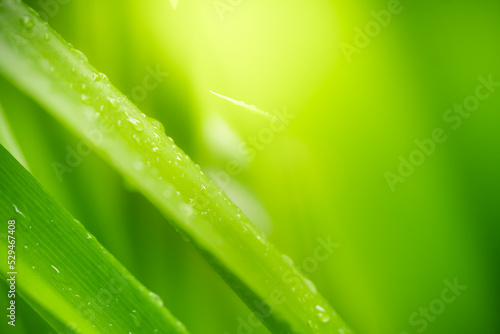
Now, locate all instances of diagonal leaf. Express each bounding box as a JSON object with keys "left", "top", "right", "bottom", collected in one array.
[
  {"left": 0, "top": 101, "right": 29, "bottom": 170},
  {"left": 0, "top": 1, "right": 353, "bottom": 333},
  {"left": 0, "top": 144, "right": 189, "bottom": 333}
]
